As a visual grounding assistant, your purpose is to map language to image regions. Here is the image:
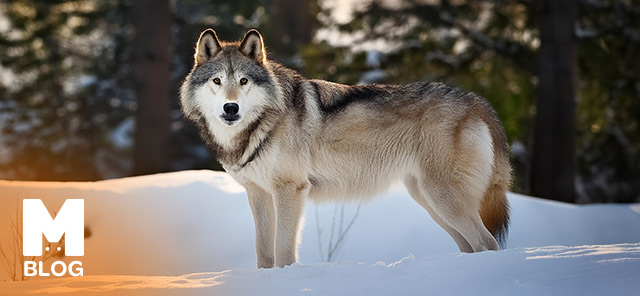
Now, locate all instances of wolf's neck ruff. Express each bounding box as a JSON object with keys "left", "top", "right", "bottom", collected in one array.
[
  {"left": 231, "top": 108, "right": 281, "bottom": 169},
  {"left": 192, "top": 106, "right": 282, "bottom": 169}
]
